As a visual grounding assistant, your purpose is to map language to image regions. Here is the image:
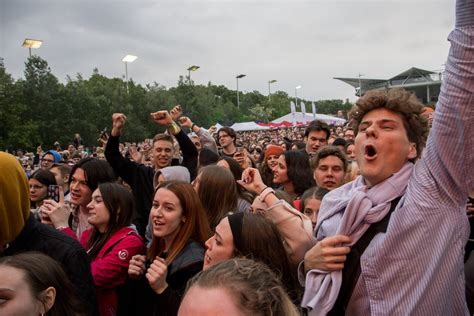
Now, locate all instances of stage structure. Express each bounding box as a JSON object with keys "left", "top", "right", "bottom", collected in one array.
[{"left": 335, "top": 67, "right": 442, "bottom": 105}]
